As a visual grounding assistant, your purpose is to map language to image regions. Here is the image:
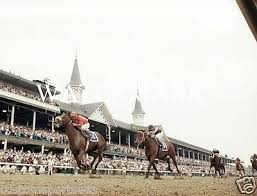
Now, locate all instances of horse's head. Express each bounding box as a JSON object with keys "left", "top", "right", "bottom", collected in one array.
[
  {"left": 250, "top": 155, "right": 257, "bottom": 163},
  {"left": 135, "top": 131, "right": 147, "bottom": 147},
  {"left": 54, "top": 112, "right": 72, "bottom": 128}
]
